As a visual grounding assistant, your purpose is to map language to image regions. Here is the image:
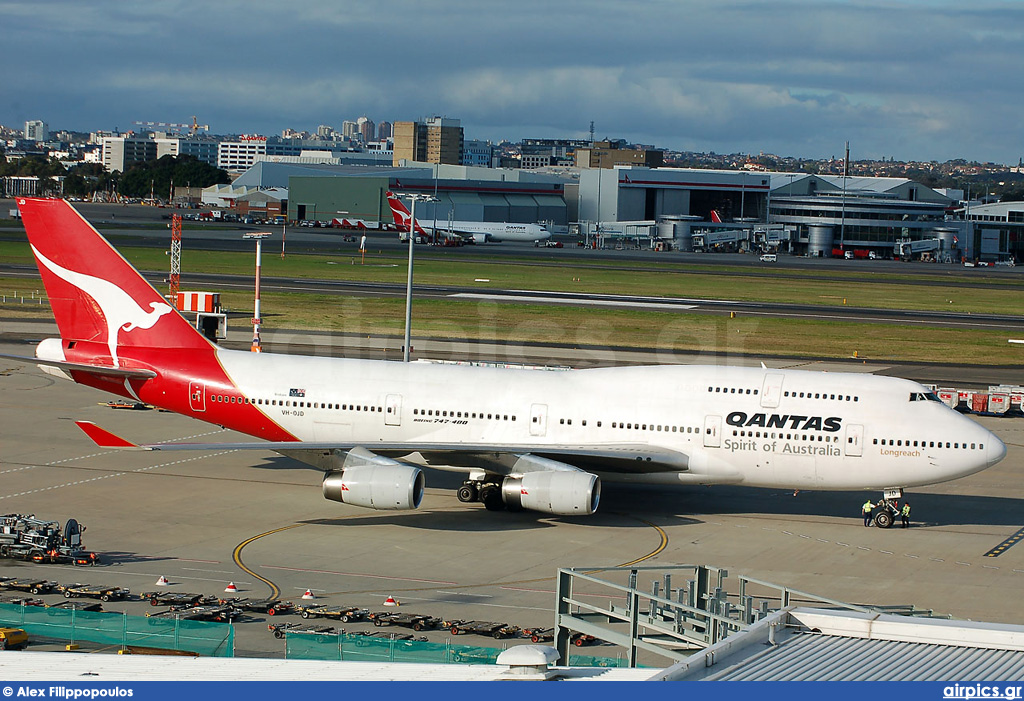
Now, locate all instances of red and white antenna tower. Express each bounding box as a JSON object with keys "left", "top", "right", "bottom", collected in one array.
[{"left": 169, "top": 213, "right": 182, "bottom": 302}]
